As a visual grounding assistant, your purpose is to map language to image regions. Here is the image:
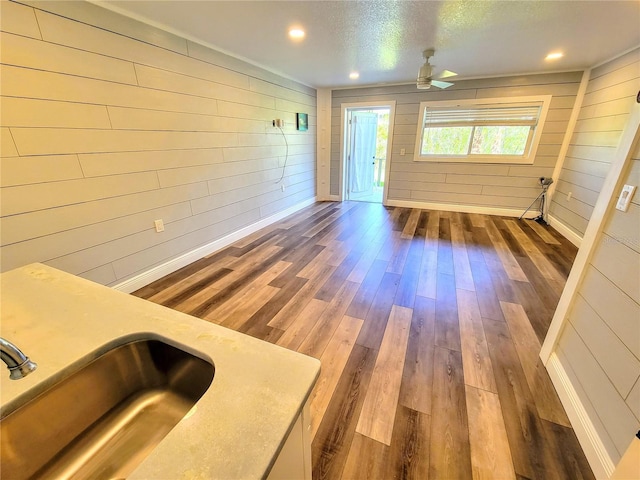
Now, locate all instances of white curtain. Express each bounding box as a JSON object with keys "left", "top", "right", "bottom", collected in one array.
[{"left": 350, "top": 112, "right": 378, "bottom": 193}]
